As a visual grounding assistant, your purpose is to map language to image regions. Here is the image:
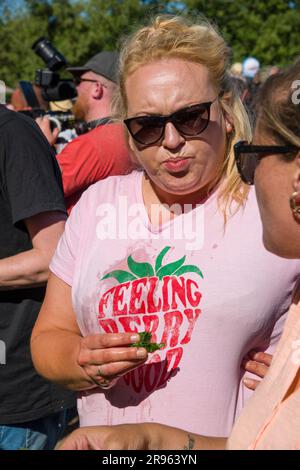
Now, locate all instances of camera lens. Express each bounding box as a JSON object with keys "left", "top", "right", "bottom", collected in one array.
[
  {"left": 41, "top": 80, "right": 77, "bottom": 101},
  {"left": 32, "top": 37, "right": 67, "bottom": 72}
]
